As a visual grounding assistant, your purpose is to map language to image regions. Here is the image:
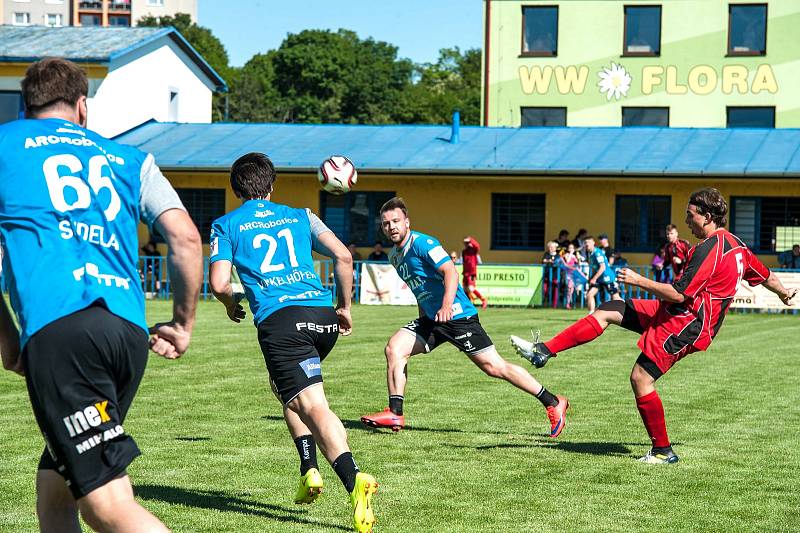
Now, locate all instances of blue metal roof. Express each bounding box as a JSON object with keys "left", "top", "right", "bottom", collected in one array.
[
  {"left": 0, "top": 25, "right": 226, "bottom": 91},
  {"left": 114, "top": 122, "right": 800, "bottom": 177}
]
